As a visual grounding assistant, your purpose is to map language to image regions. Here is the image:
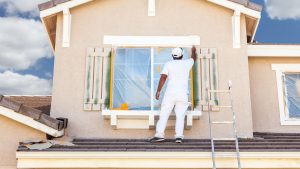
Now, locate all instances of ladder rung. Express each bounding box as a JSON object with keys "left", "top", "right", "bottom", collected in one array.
[
  {"left": 213, "top": 138, "right": 236, "bottom": 141},
  {"left": 209, "top": 90, "right": 231, "bottom": 93},
  {"left": 211, "top": 121, "right": 234, "bottom": 124},
  {"left": 211, "top": 105, "right": 232, "bottom": 108}
]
